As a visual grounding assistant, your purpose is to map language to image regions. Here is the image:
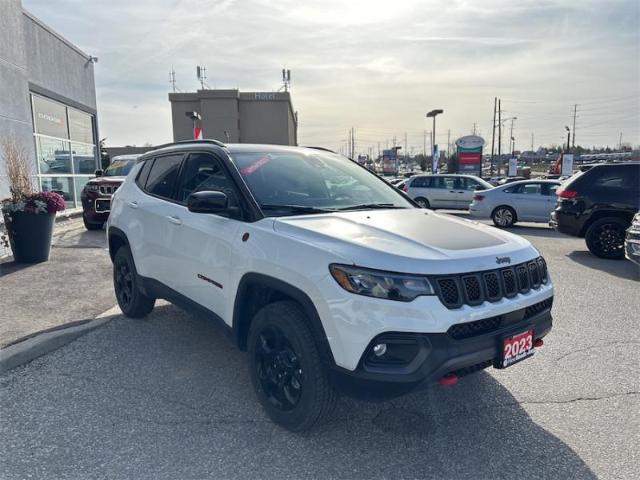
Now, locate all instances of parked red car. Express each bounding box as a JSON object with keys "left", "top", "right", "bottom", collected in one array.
[{"left": 81, "top": 155, "right": 140, "bottom": 230}]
